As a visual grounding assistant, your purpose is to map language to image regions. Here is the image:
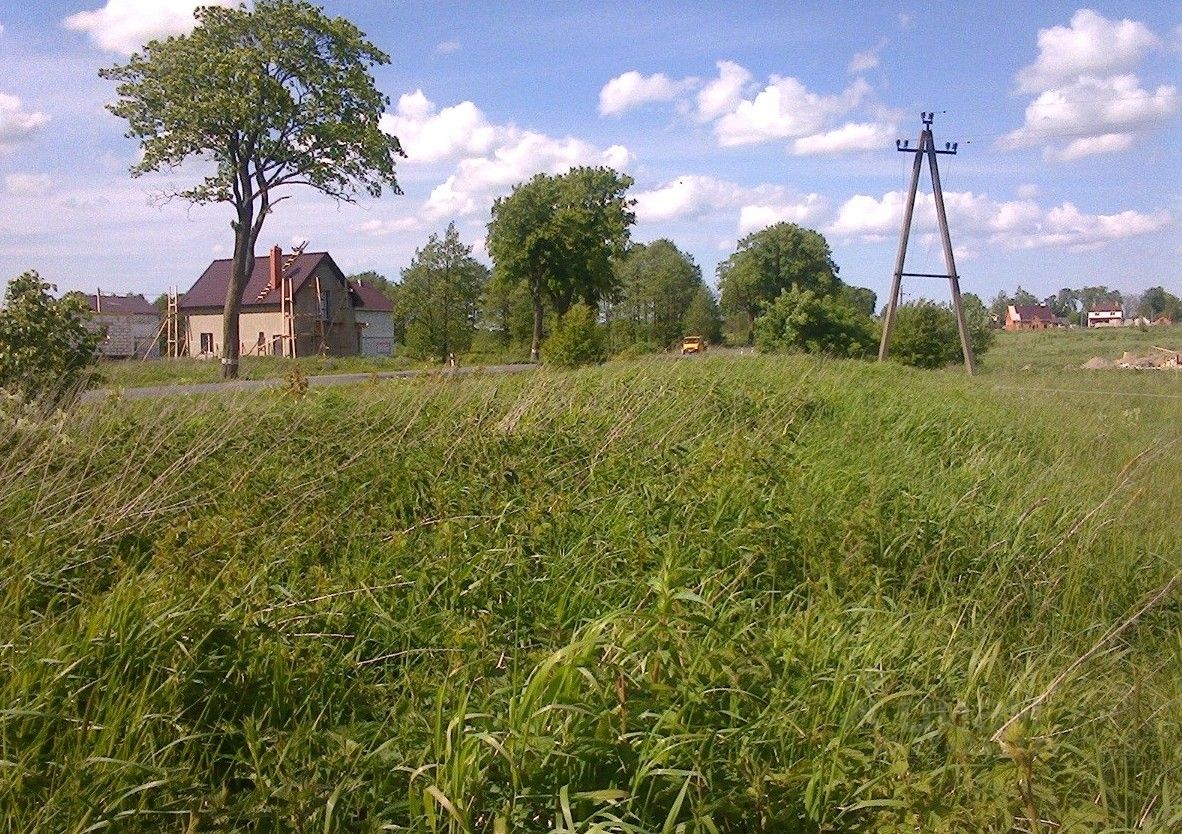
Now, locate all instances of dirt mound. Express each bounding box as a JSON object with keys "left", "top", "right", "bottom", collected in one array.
[{"left": 1083, "top": 347, "right": 1182, "bottom": 370}]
